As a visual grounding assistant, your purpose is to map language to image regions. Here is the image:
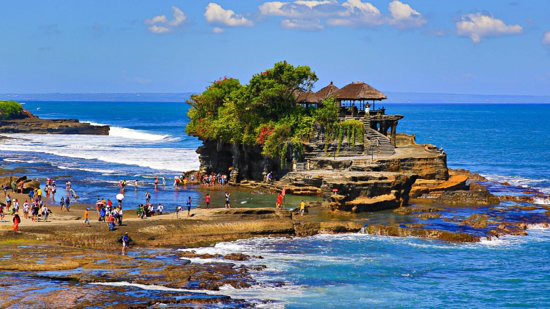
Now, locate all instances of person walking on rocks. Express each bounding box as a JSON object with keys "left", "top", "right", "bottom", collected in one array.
[
  {"left": 186, "top": 196, "right": 192, "bottom": 217},
  {"left": 145, "top": 191, "right": 151, "bottom": 204},
  {"left": 84, "top": 208, "right": 90, "bottom": 226},
  {"left": 224, "top": 193, "right": 231, "bottom": 209},
  {"left": 276, "top": 192, "right": 283, "bottom": 209},
  {"left": 13, "top": 213, "right": 21, "bottom": 232},
  {"left": 205, "top": 193, "right": 211, "bottom": 208}
]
